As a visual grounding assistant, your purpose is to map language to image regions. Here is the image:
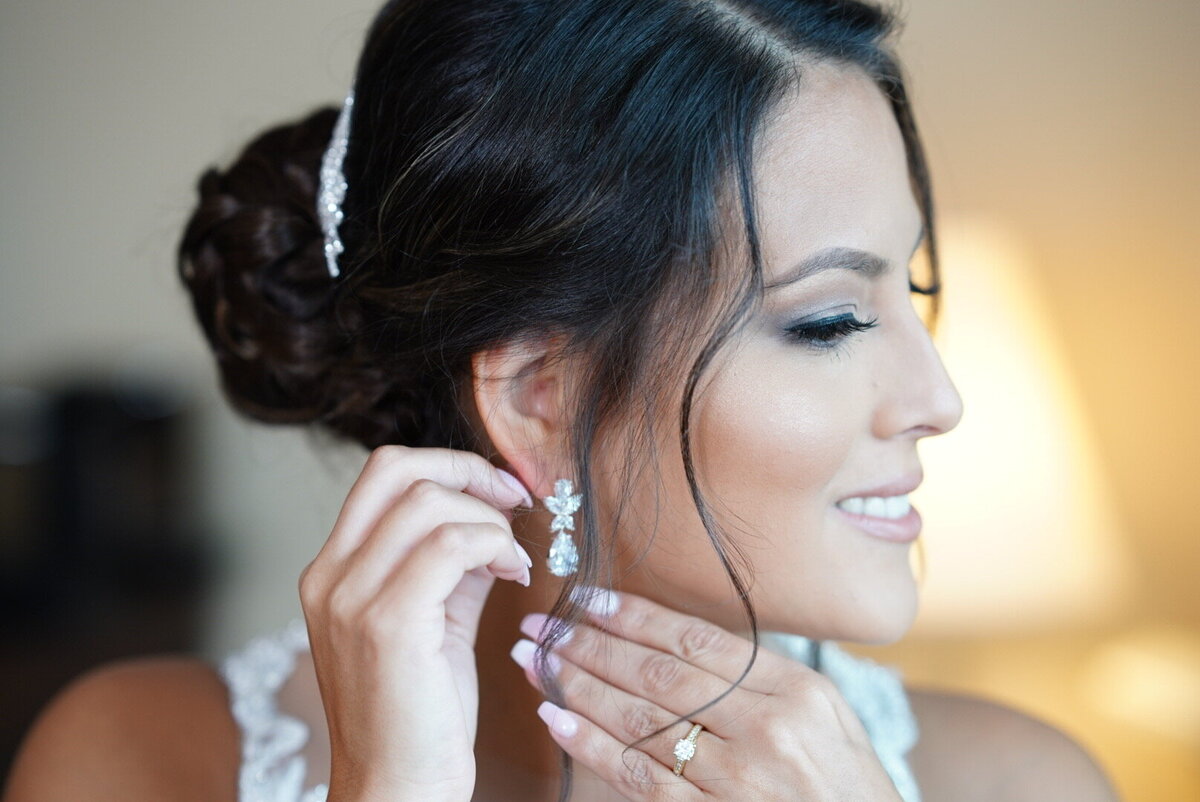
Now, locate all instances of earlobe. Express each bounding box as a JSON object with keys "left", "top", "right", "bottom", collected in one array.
[{"left": 470, "top": 333, "right": 570, "bottom": 497}]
